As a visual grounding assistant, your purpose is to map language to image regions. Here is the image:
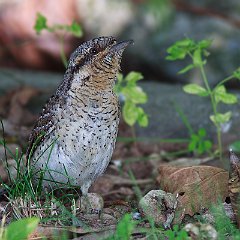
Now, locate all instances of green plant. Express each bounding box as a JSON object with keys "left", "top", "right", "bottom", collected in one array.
[
  {"left": 209, "top": 203, "right": 240, "bottom": 240},
  {"left": 188, "top": 128, "right": 212, "bottom": 155},
  {"left": 0, "top": 137, "right": 84, "bottom": 229},
  {"left": 166, "top": 38, "right": 239, "bottom": 161},
  {"left": 106, "top": 214, "right": 137, "bottom": 240},
  {"left": 174, "top": 102, "right": 213, "bottom": 156},
  {"left": 165, "top": 225, "right": 188, "bottom": 240},
  {"left": 34, "top": 12, "right": 83, "bottom": 67},
  {"left": 0, "top": 217, "right": 39, "bottom": 240},
  {"left": 115, "top": 71, "right": 148, "bottom": 127}
]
